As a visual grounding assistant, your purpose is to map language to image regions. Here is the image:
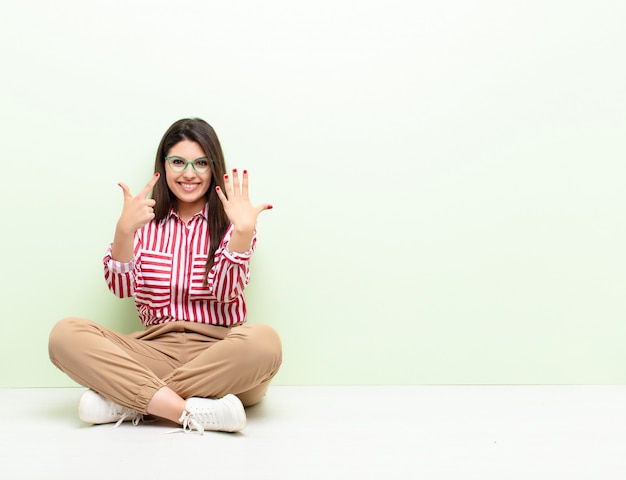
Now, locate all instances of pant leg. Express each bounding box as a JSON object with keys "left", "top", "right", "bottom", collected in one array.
[
  {"left": 163, "top": 323, "right": 282, "bottom": 407},
  {"left": 48, "top": 317, "right": 173, "bottom": 413},
  {"left": 49, "top": 318, "right": 282, "bottom": 410}
]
